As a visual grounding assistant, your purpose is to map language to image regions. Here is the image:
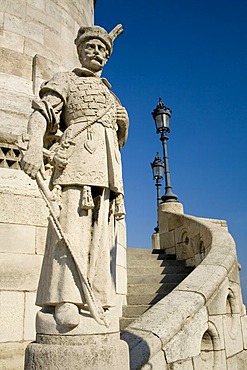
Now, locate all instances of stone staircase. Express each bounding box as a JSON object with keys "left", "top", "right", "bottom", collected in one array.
[{"left": 120, "top": 248, "right": 194, "bottom": 330}]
